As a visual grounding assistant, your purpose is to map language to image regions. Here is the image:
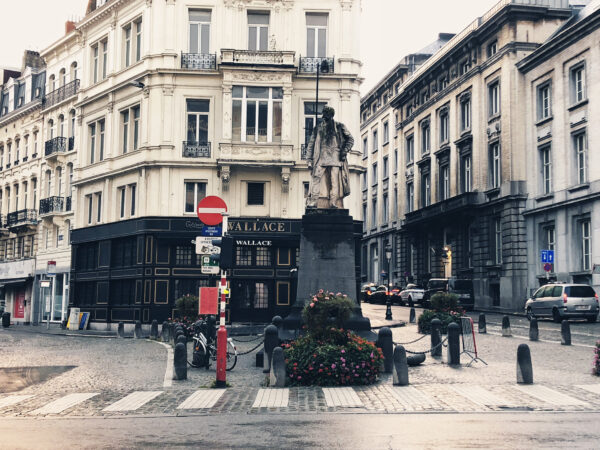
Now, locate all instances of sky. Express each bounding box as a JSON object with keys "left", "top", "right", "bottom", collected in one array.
[{"left": 0, "top": 0, "right": 499, "bottom": 93}]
